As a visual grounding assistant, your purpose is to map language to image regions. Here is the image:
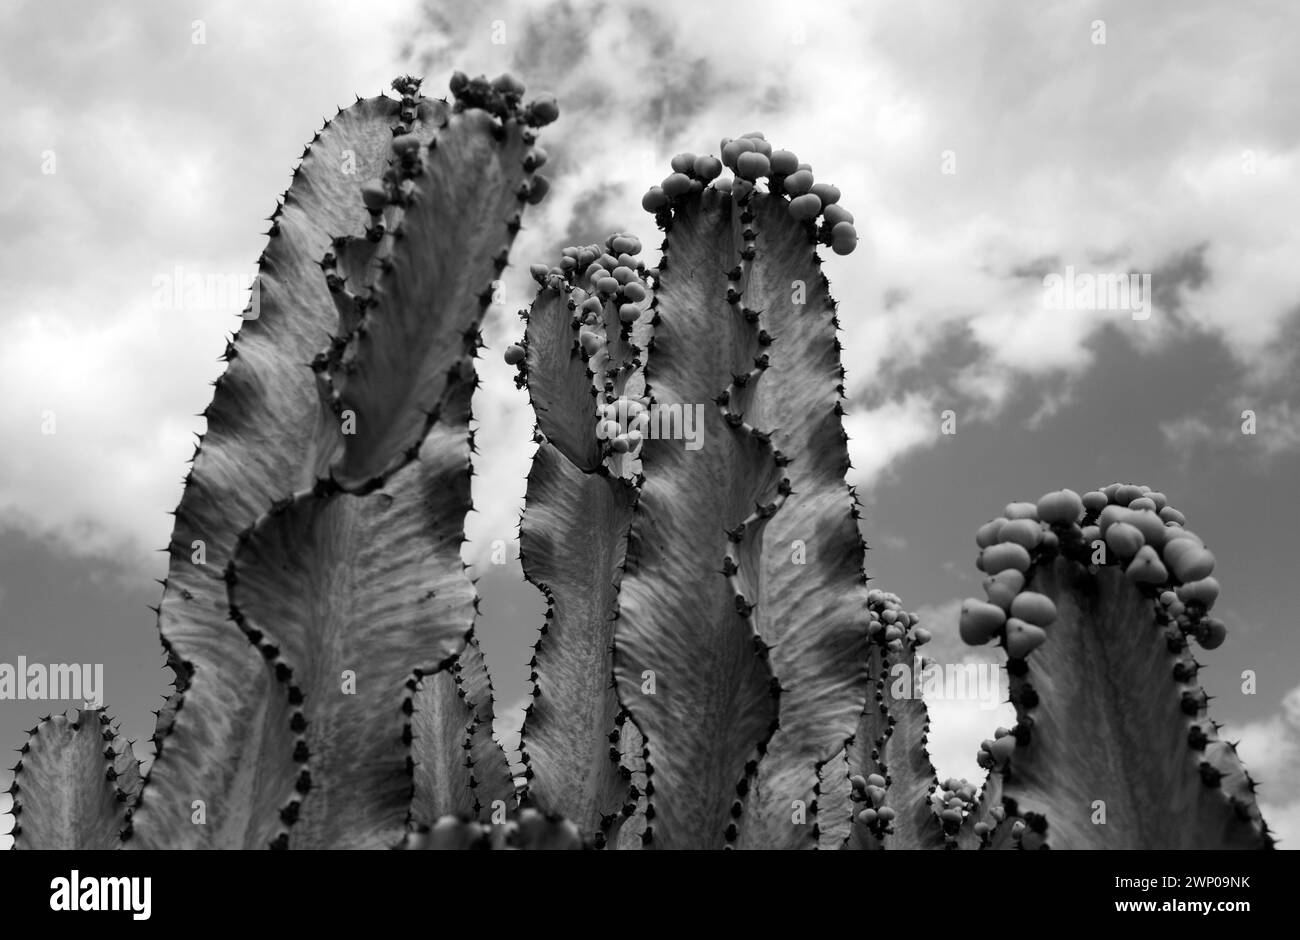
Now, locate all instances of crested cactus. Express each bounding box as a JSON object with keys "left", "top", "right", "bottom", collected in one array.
[
  {"left": 954, "top": 486, "right": 1271, "bottom": 849},
  {"left": 613, "top": 139, "right": 874, "bottom": 850},
  {"left": 121, "top": 72, "right": 554, "bottom": 850},
  {"left": 3, "top": 75, "right": 1271, "bottom": 851}
]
